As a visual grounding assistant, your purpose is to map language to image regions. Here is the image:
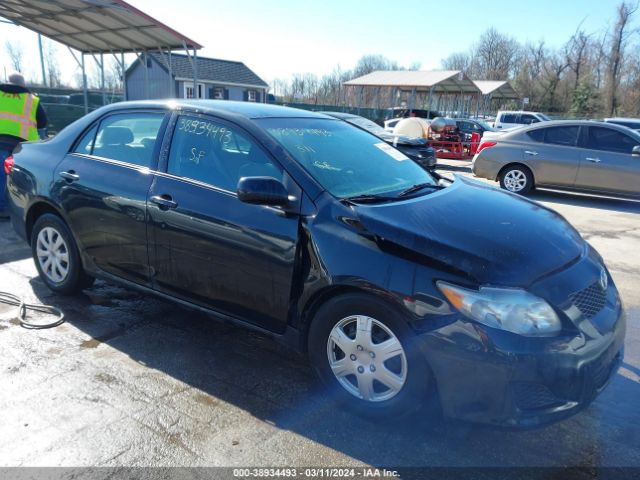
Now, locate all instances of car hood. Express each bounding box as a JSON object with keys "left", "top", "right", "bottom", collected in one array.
[{"left": 352, "top": 176, "right": 584, "bottom": 286}]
